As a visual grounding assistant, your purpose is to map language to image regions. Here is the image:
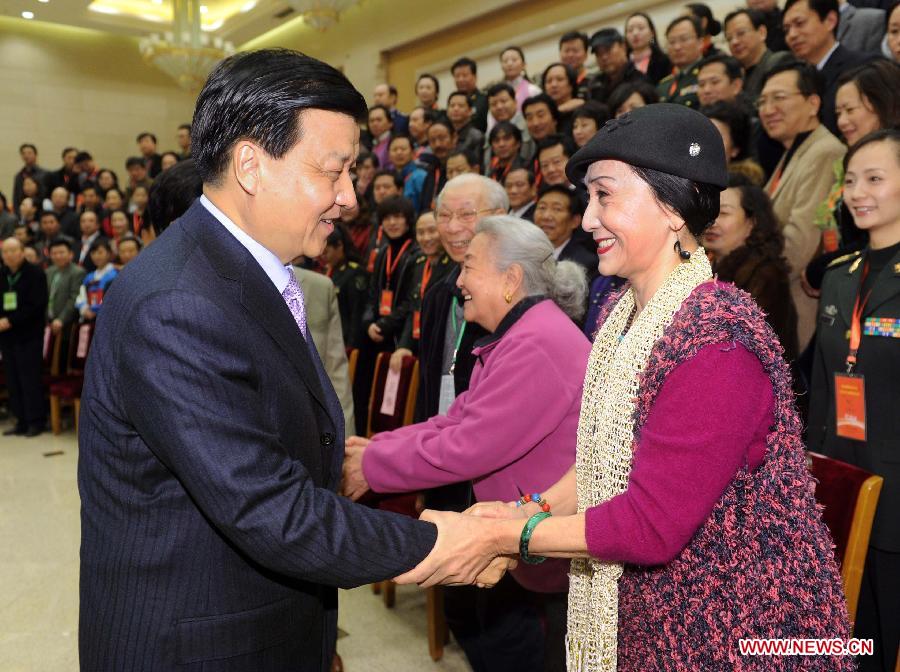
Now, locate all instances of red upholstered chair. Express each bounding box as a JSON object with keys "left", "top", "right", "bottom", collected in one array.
[
  {"left": 807, "top": 452, "right": 884, "bottom": 628},
  {"left": 49, "top": 322, "right": 95, "bottom": 435}
]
